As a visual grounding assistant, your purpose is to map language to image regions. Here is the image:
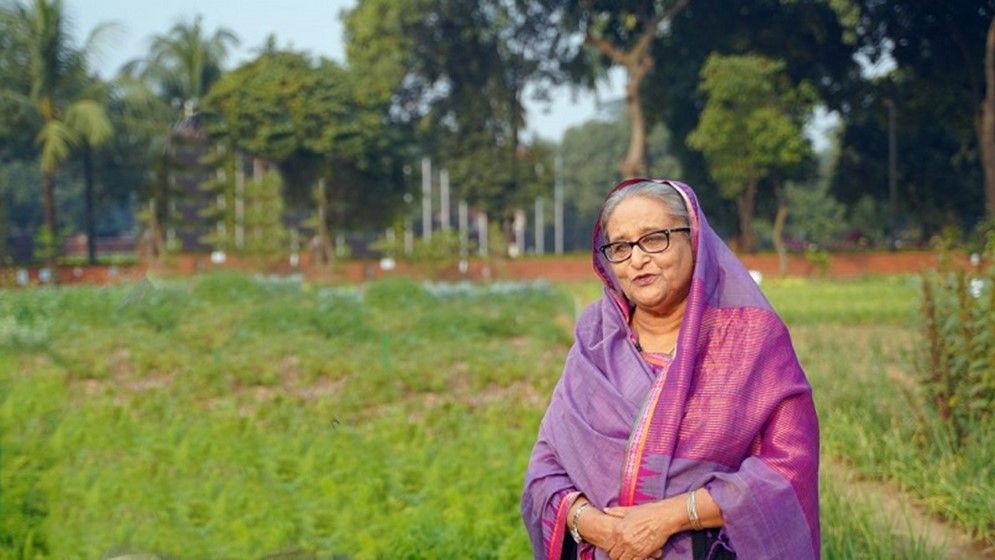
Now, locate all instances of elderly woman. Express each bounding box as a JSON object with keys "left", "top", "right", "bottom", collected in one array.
[{"left": 521, "top": 179, "right": 819, "bottom": 560}]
